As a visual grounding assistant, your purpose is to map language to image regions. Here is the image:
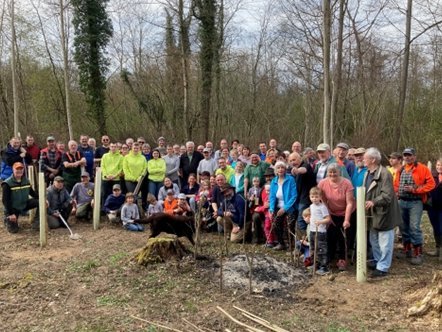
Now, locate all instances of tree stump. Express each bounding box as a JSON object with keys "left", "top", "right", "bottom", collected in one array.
[{"left": 134, "top": 234, "right": 191, "bottom": 266}]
